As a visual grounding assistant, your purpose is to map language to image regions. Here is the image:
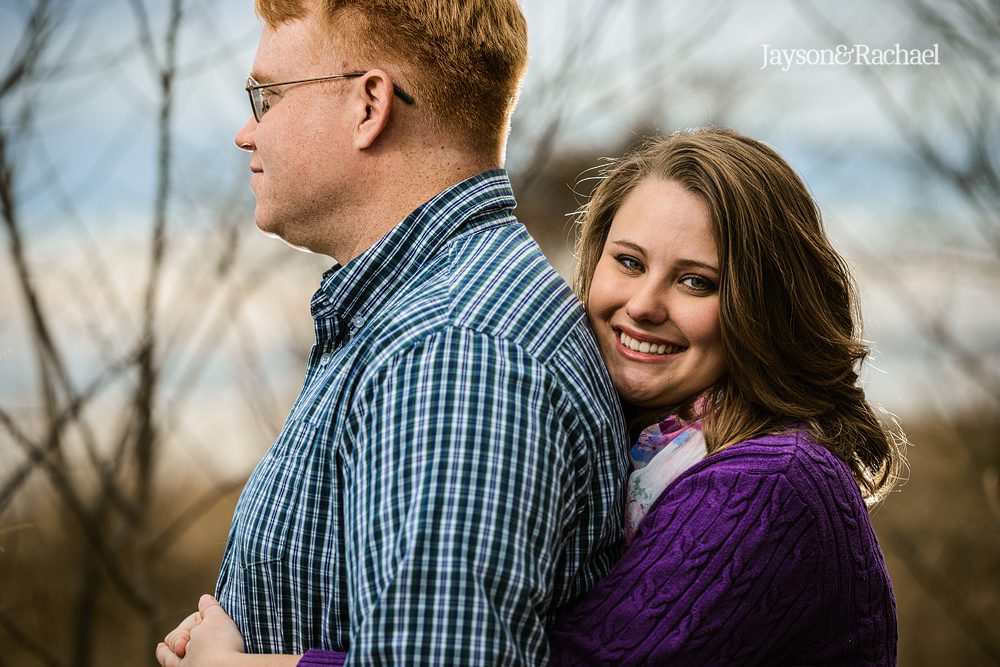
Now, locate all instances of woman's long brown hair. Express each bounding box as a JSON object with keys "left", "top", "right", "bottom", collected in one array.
[{"left": 575, "top": 128, "right": 906, "bottom": 502}]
